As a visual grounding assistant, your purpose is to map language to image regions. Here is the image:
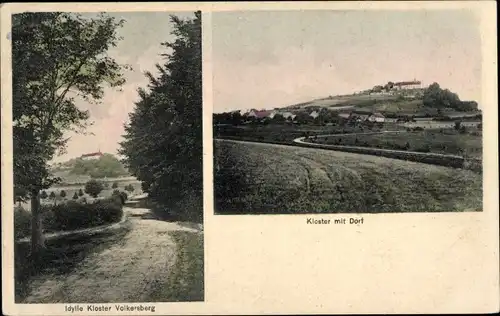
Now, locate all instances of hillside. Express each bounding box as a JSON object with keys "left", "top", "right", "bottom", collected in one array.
[
  {"left": 279, "top": 82, "right": 480, "bottom": 117},
  {"left": 214, "top": 140, "right": 482, "bottom": 214},
  {"left": 51, "top": 153, "right": 130, "bottom": 181}
]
